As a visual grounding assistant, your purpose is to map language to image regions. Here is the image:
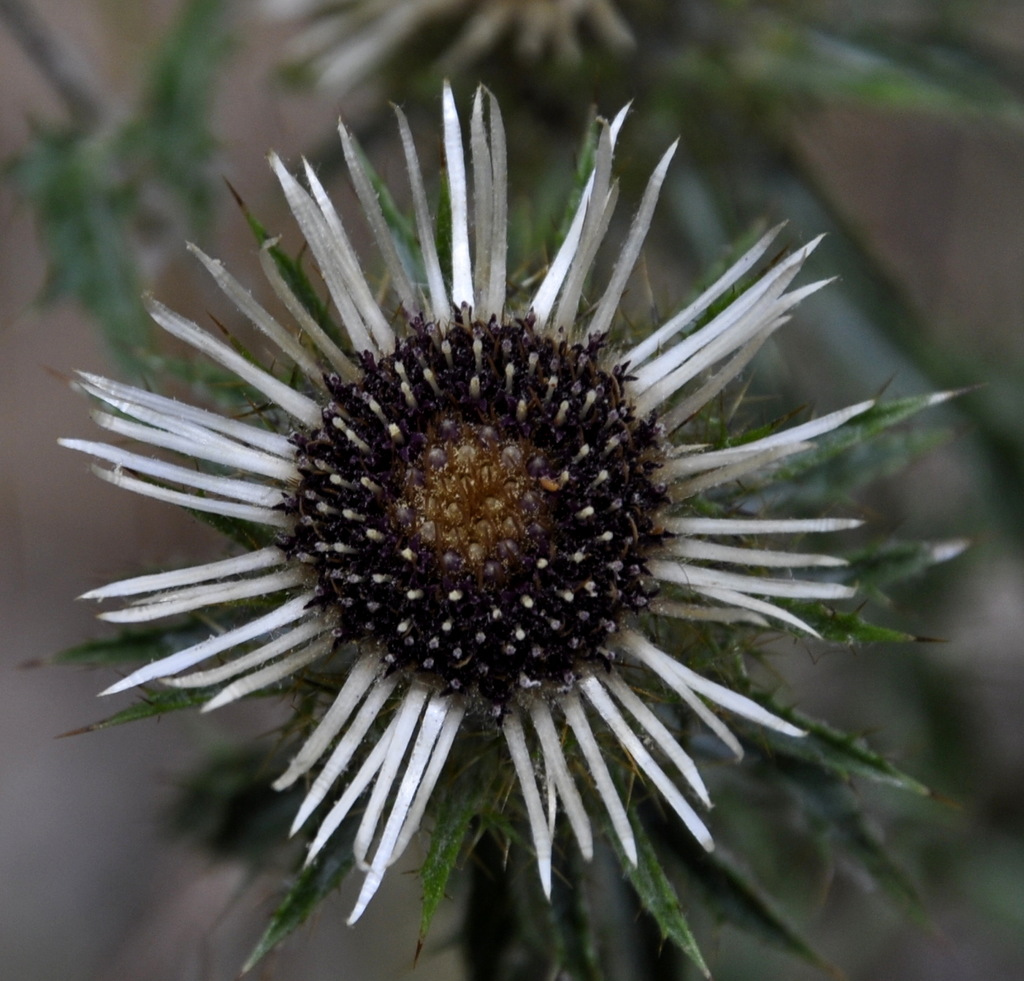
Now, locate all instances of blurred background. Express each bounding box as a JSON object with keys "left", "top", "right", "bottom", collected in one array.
[{"left": 1, "top": 1, "right": 1023, "bottom": 979}]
